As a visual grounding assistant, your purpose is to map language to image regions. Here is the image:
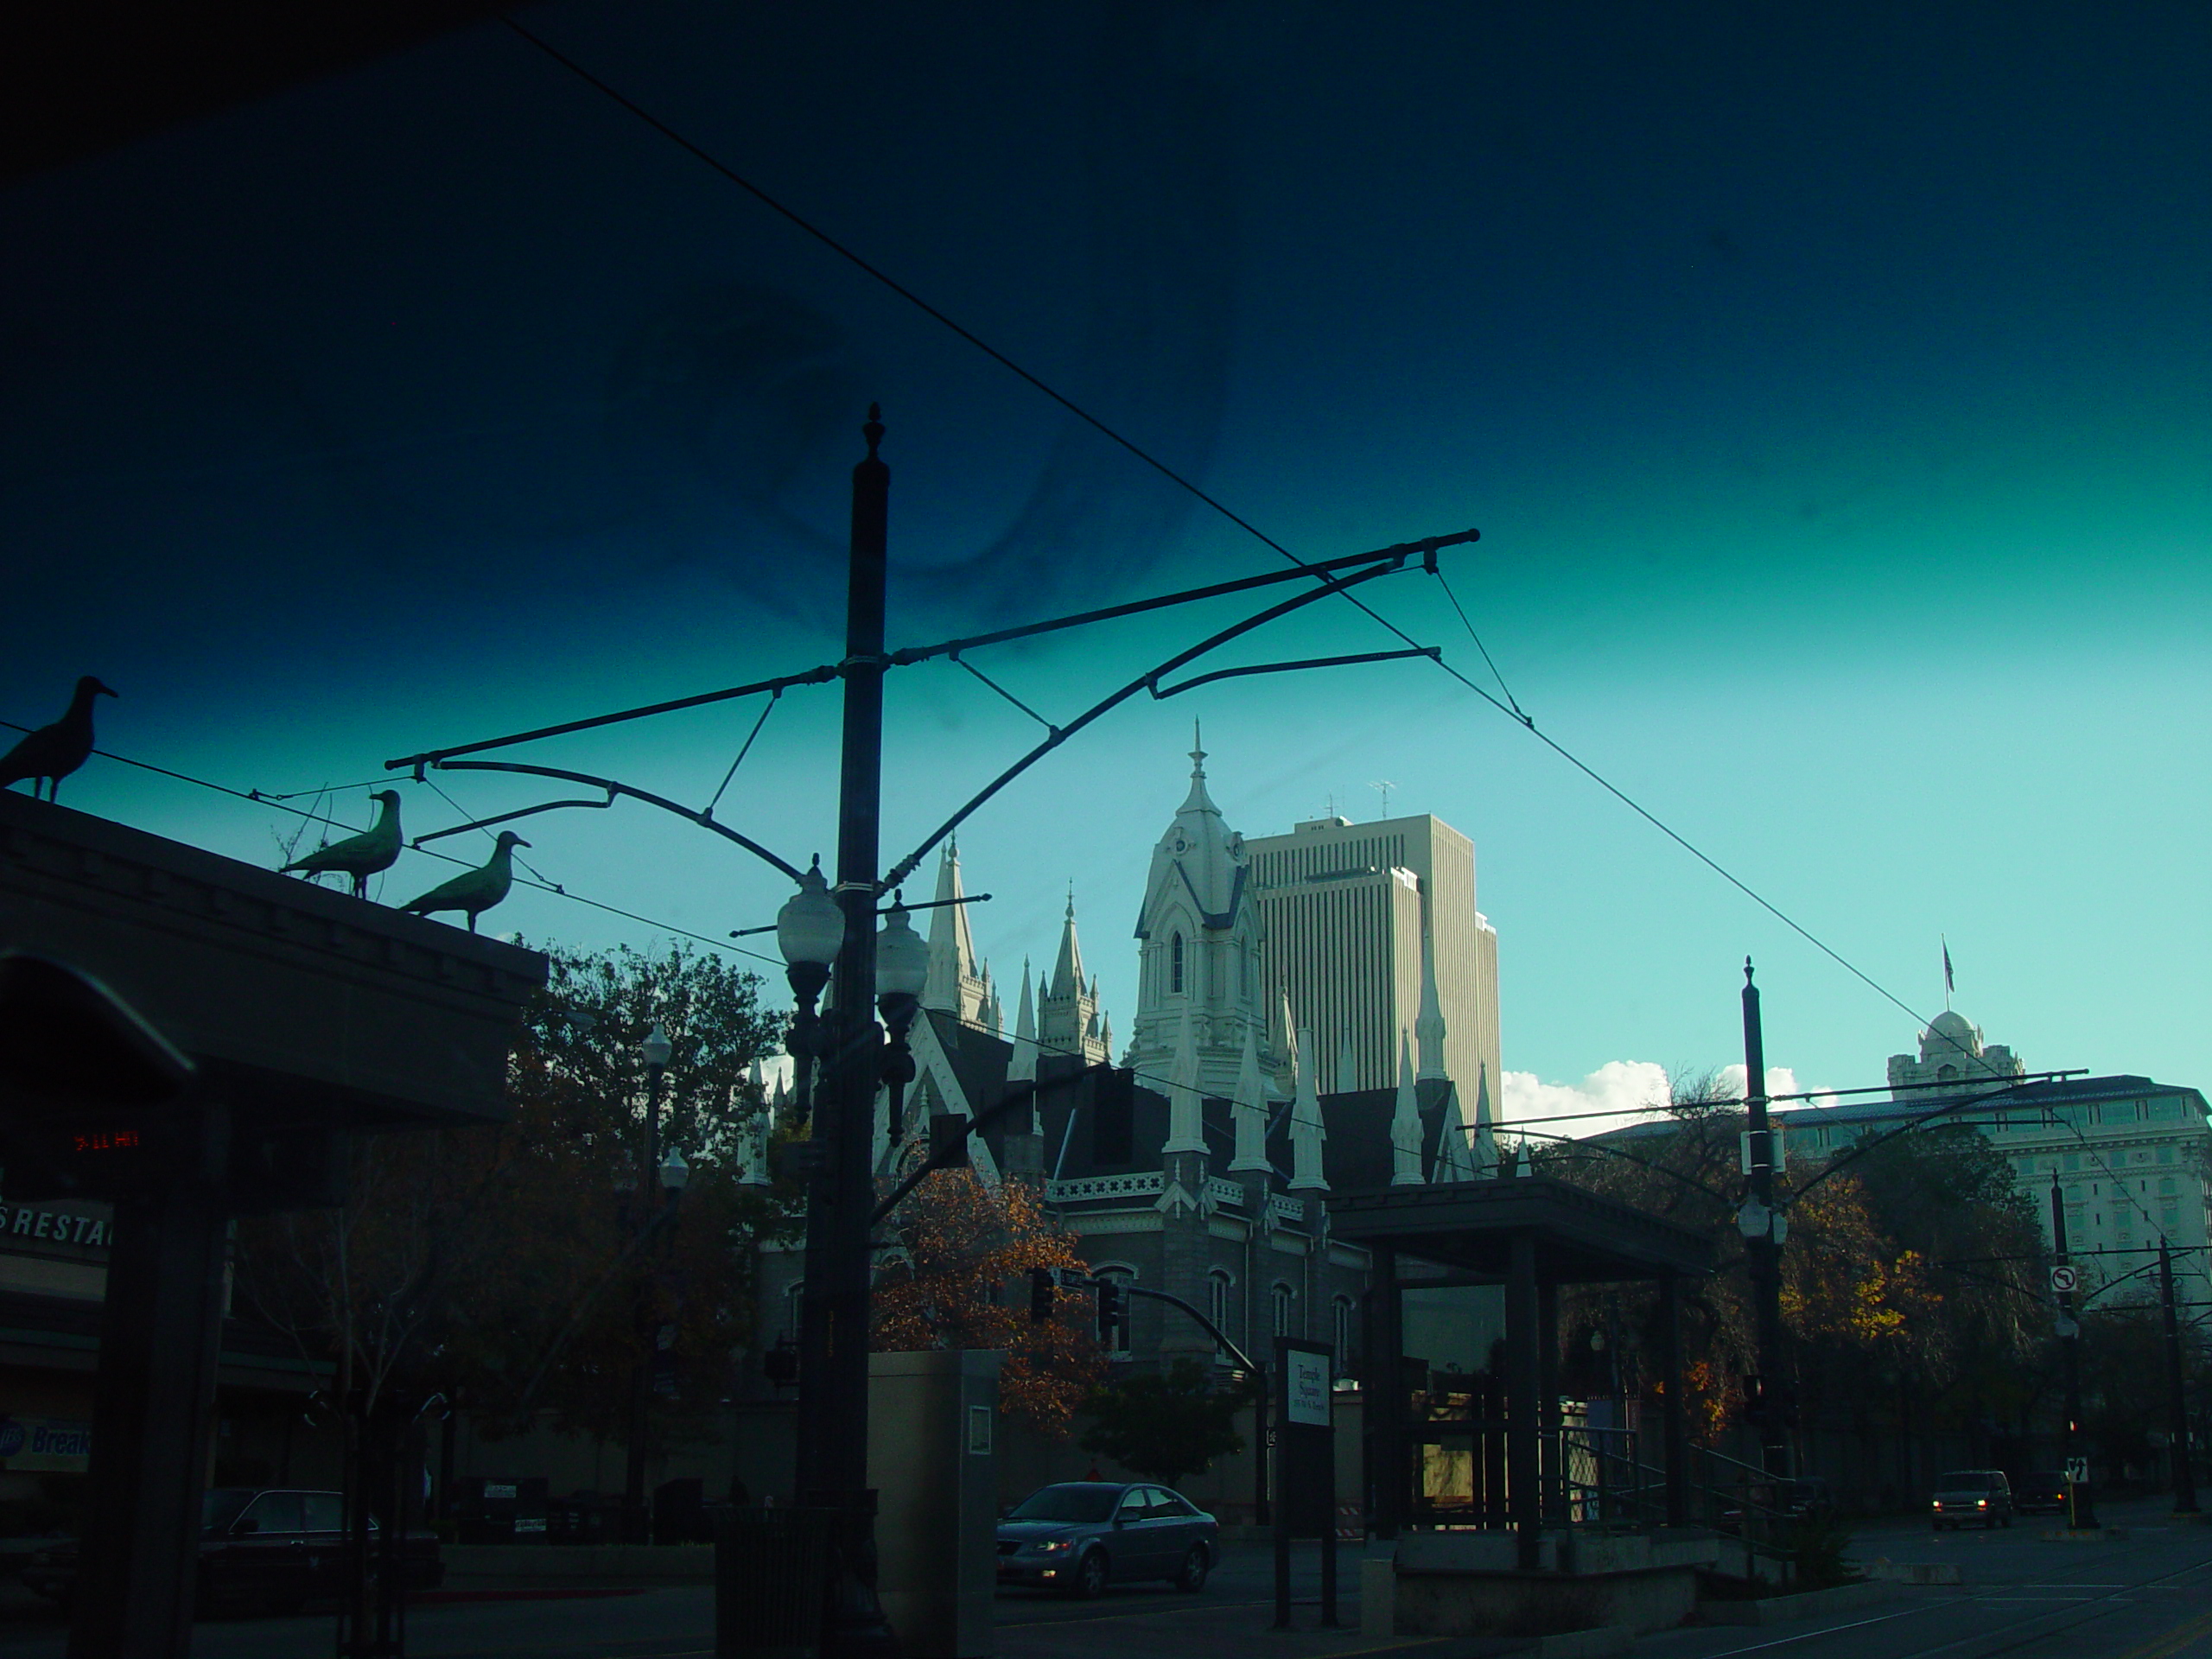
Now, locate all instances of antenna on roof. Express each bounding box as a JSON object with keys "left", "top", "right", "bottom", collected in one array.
[{"left": 1371, "top": 779, "right": 1395, "bottom": 819}]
